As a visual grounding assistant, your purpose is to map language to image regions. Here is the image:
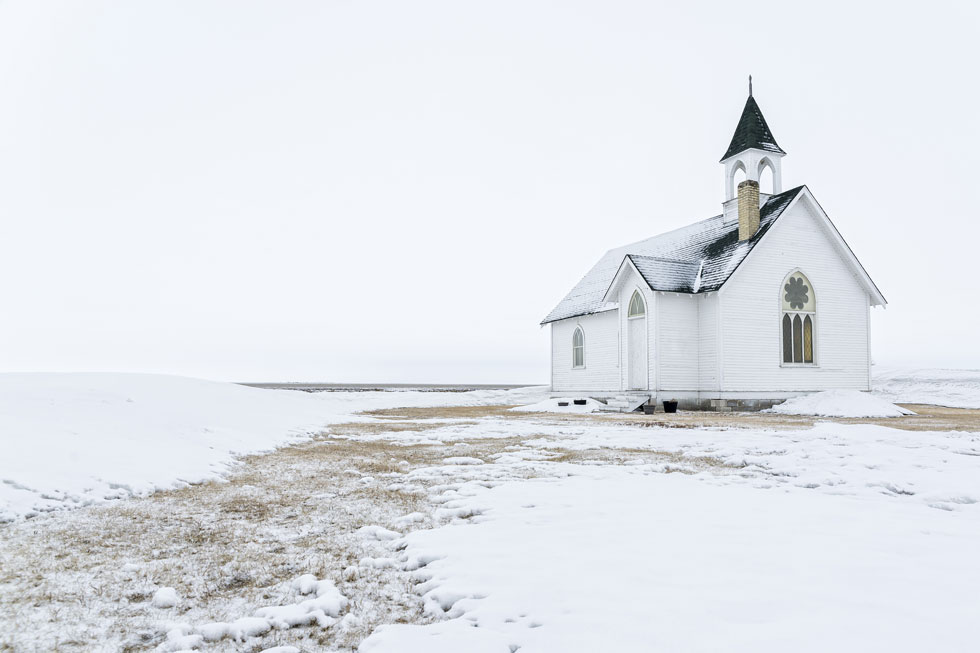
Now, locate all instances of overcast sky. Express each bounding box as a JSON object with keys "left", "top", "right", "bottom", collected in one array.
[{"left": 0, "top": 1, "right": 977, "bottom": 383}]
